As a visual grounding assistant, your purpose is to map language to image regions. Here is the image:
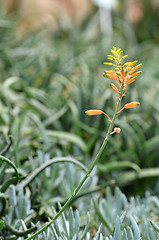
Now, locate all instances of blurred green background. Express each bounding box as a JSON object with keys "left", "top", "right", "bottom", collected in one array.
[{"left": 0, "top": 0, "right": 159, "bottom": 200}]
